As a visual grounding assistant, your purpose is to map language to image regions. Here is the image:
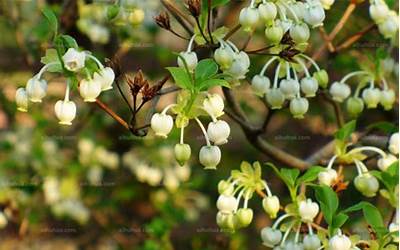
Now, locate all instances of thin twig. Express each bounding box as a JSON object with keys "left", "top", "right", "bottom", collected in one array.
[
  {"left": 95, "top": 99, "right": 129, "bottom": 130},
  {"left": 336, "top": 24, "right": 377, "bottom": 52},
  {"left": 207, "top": 0, "right": 214, "bottom": 44},
  {"left": 223, "top": 24, "right": 241, "bottom": 40},
  {"left": 161, "top": 0, "right": 194, "bottom": 36},
  {"left": 195, "top": 17, "right": 210, "bottom": 43}
]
